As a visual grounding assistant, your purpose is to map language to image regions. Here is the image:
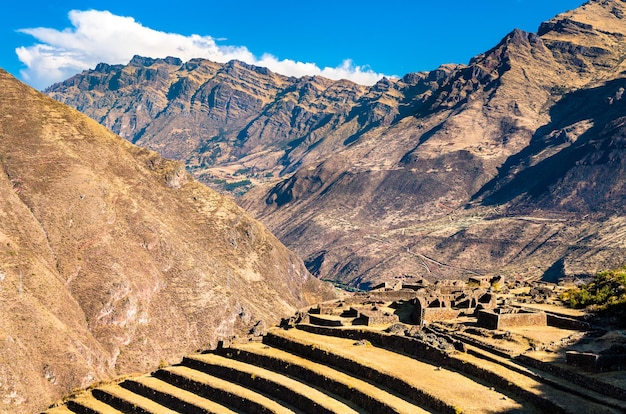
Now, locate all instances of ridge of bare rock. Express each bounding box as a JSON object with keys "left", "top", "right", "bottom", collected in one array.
[{"left": 47, "top": 0, "right": 626, "bottom": 288}]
